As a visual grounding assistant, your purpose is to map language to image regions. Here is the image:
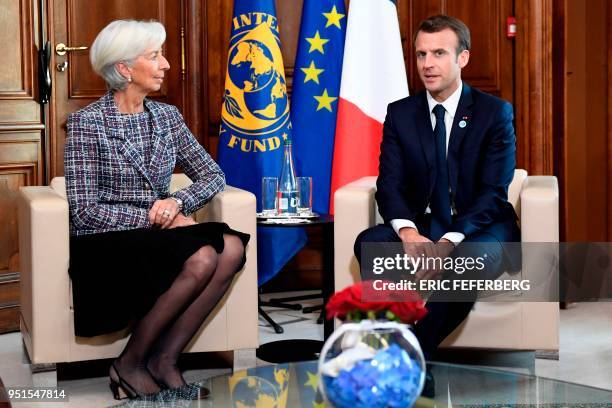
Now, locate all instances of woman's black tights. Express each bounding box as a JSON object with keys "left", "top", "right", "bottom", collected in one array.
[{"left": 110, "top": 234, "right": 245, "bottom": 395}]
